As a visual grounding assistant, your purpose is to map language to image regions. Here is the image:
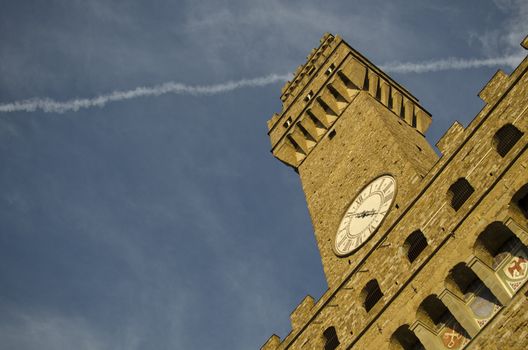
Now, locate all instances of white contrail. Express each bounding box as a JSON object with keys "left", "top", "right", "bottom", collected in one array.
[
  {"left": 0, "top": 54, "right": 524, "bottom": 114},
  {"left": 380, "top": 54, "right": 524, "bottom": 73},
  {"left": 0, "top": 73, "right": 292, "bottom": 114}
]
